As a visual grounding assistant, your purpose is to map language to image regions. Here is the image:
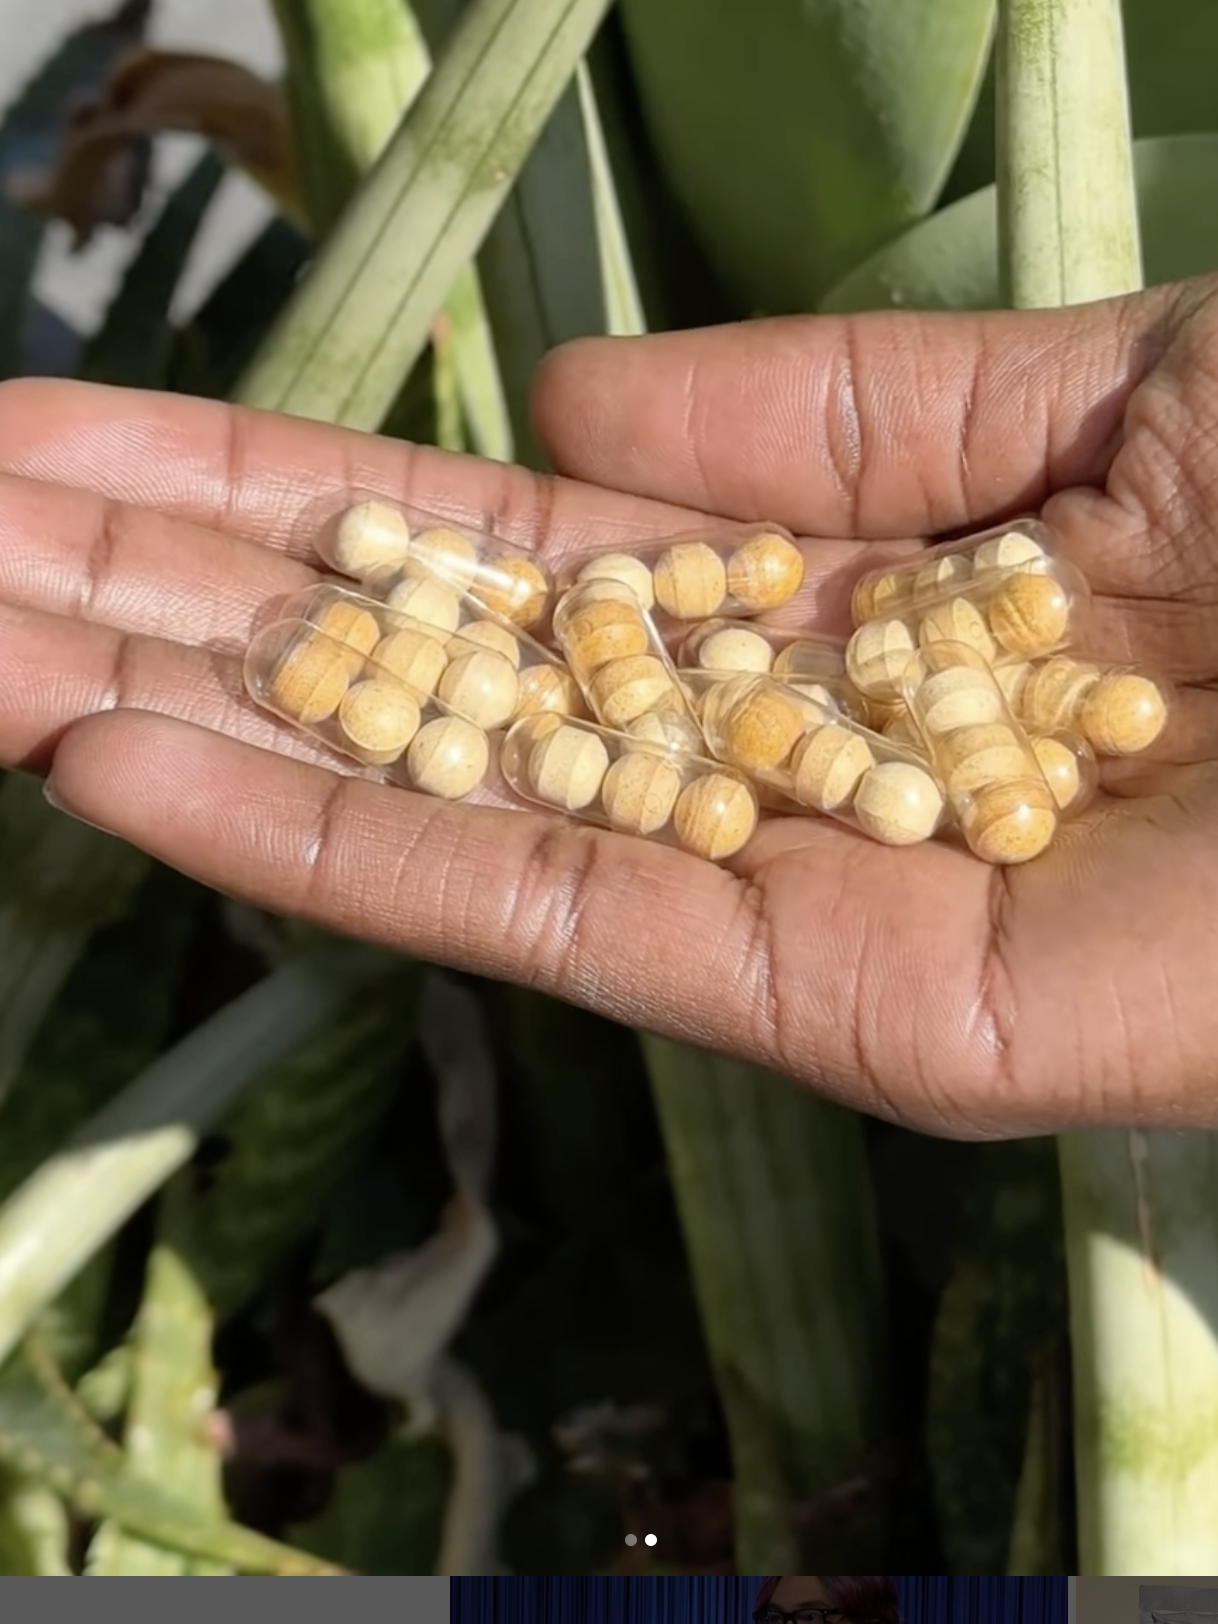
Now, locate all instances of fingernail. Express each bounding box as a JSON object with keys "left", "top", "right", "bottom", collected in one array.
[{"left": 42, "top": 780, "right": 115, "bottom": 836}]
